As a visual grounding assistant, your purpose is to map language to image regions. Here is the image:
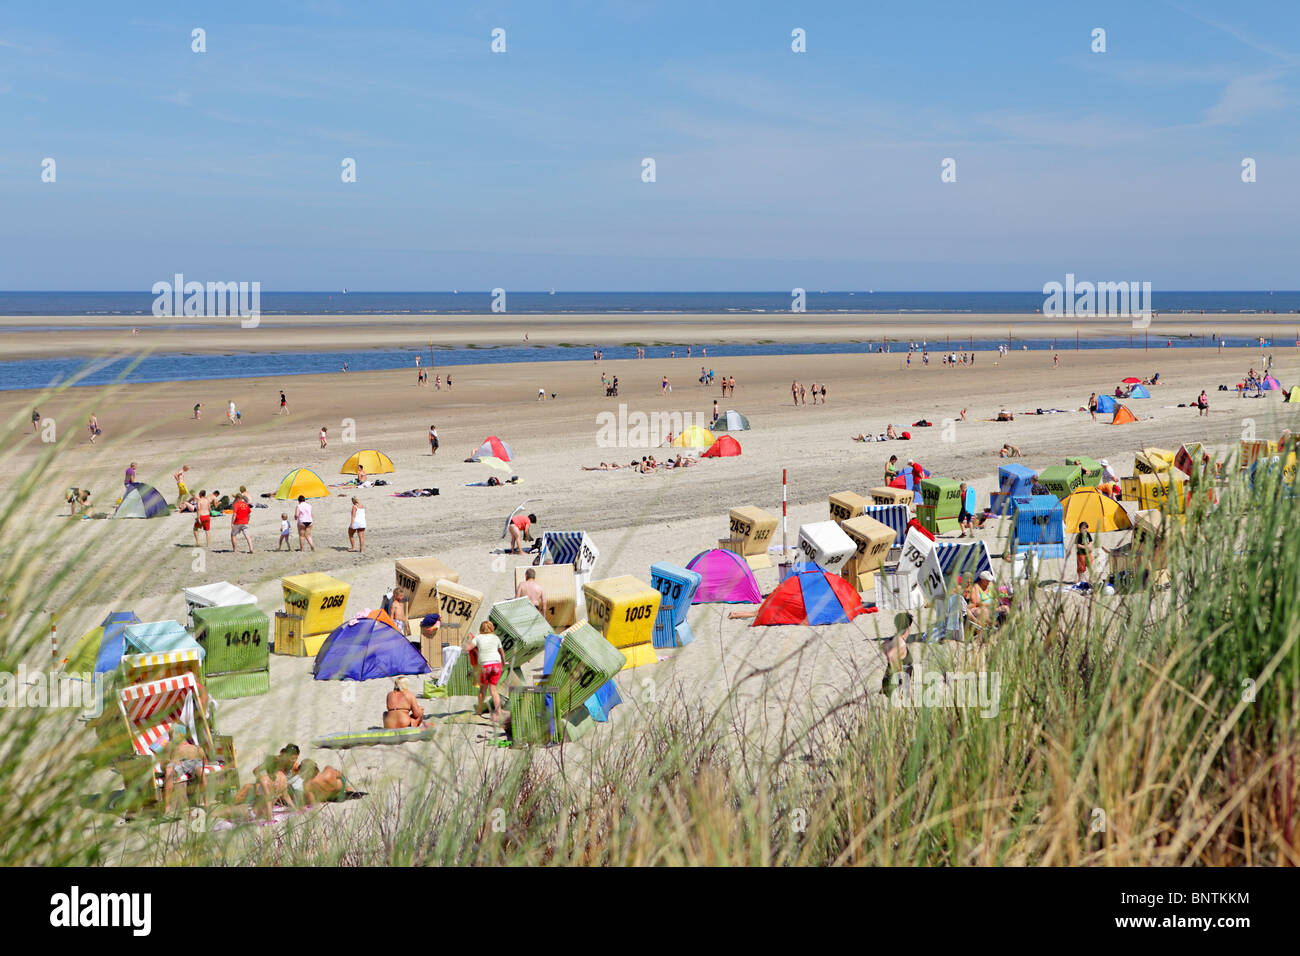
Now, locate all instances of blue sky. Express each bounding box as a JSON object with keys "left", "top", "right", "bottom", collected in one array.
[{"left": 1, "top": 1, "right": 1297, "bottom": 290}]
